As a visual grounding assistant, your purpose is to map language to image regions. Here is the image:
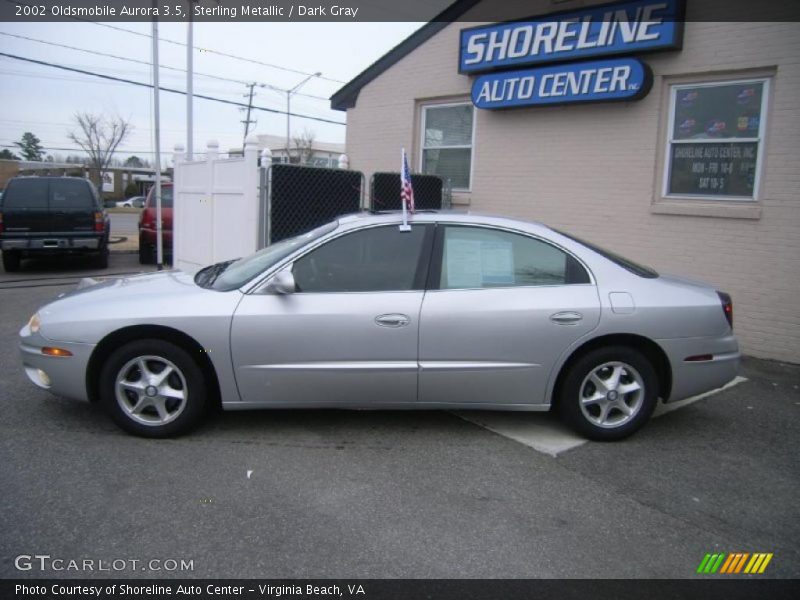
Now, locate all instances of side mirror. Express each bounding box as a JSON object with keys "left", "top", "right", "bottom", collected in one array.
[{"left": 262, "top": 267, "right": 296, "bottom": 295}]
